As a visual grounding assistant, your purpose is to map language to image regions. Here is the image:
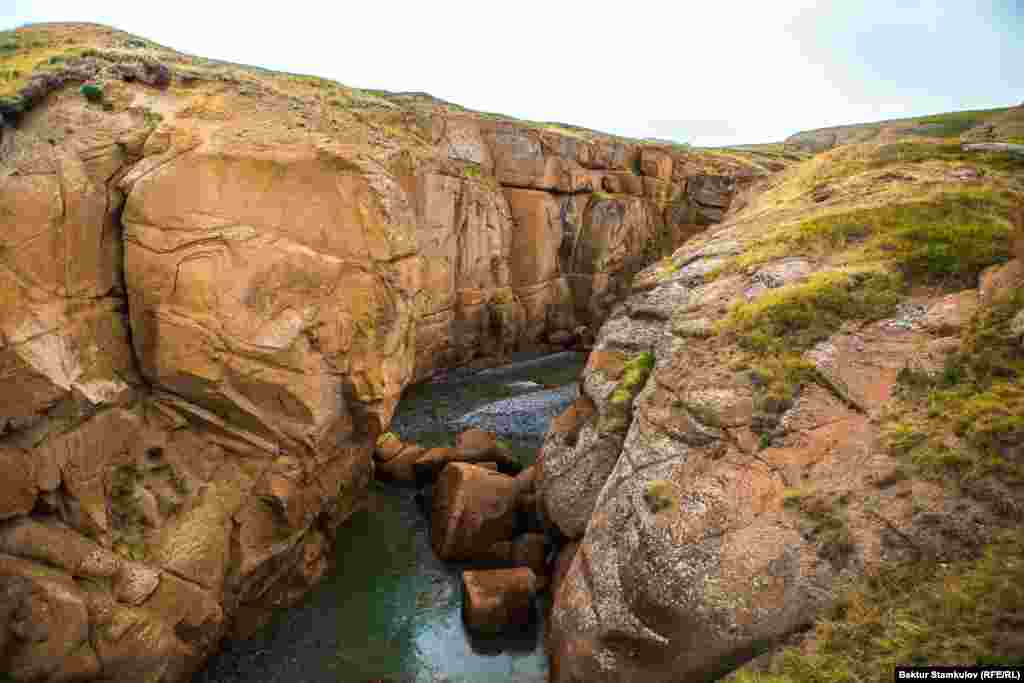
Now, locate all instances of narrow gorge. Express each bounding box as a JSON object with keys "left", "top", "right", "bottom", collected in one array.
[
  {"left": 3, "top": 21, "right": 1023, "bottom": 683},
  {"left": 0, "top": 23, "right": 773, "bottom": 682}
]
